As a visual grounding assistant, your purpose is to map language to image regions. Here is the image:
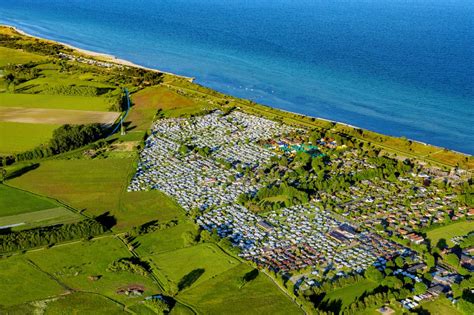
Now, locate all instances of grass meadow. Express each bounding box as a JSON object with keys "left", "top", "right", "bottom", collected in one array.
[
  {"left": 44, "top": 292, "right": 127, "bottom": 315},
  {"left": 0, "top": 121, "right": 59, "bottom": 154},
  {"left": 0, "top": 46, "right": 46, "bottom": 67},
  {"left": 322, "top": 279, "right": 378, "bottom": 311},
  {"left": 420, "top": 296, "right": 462, "bottom": 315},
  {"left": 179, "top": 264, "right": 302, "bottom": 315},
  {"left": 0, "top": 184, "right": 58, "bottom": 217},
  {"left": 7, "top": 158, "right": 185, "bottom": 230},
  {"left": 25, "top": 237, "right": 159, "bottom": 303},
  {"left": 0, "top": 256, "right": 66, "bottom": 306},
  {"left": 426, "top": 220, "right": 473, "bottom": 247},
  {"left": 149, "top": 243, "right": 240, "bottom": 290},
  {"left": 0, "top": 207, "right": 80, "bottom": 230},
  {"left": 134, "top": 221, "right": 197, "bottom": 256}
]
